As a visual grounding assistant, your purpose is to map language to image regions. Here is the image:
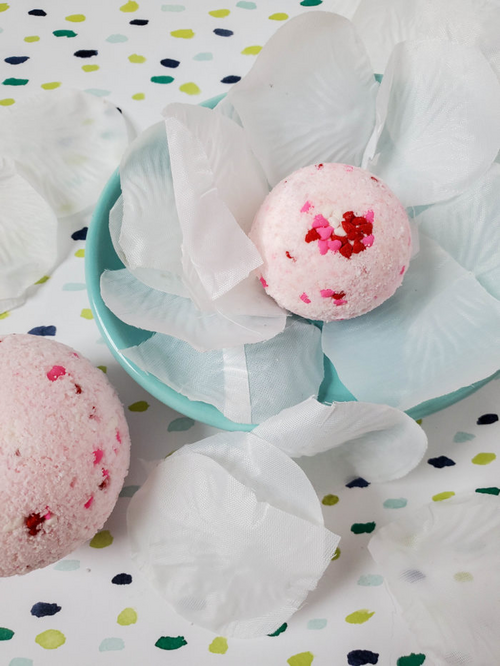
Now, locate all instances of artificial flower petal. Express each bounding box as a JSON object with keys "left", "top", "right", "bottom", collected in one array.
[
  {"left": 220, "top": 11, "right": 378, "bottom": 187},
  {"left": 322, "top": 235, "right": 500, "bottom": 410},
  {"left": 0, "top": 89, "right": 128, "bottom": 217},
  {"left": 0, "top": 157, "right": 57, "bottom": 306},
  {"left": 101, "top": 268, "right": 286, "bottom": 352},
  {"left": 366, "top": 39, "right": 500, "bottom": 207},
  {"left": 254, "top": 397, "right": 427, "bottom": 484},
  {"left": 128, "top": 432, "right": 339, "bottom": 638},
  {"left": 369, "top": 494, "right": 500, "bottom": 666},
  {"left": 163, "top": 103, "right": 267, "bottom": 306},
  {"left": 123, "top": 319, "right": 323, "bottom": 424},
  {"left": 416, "top": 163, "right": 500, "bottom": 300}
]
